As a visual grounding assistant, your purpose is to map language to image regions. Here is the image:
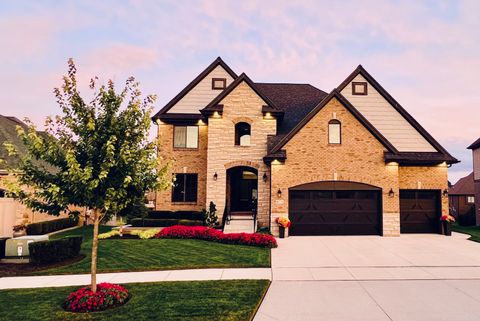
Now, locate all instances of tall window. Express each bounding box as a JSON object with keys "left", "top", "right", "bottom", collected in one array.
[
  {"left": 235, "top": 122, "right": 251, "bottom": 146},
  {"left": 328, "top": 120, "right": 341, "bottom": 144},
  {"left": 174, "top": 126, "right": 198, "bottom": 148},
  {"left": 172, "top": 174, "right": 198, "bottom": 202}
]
